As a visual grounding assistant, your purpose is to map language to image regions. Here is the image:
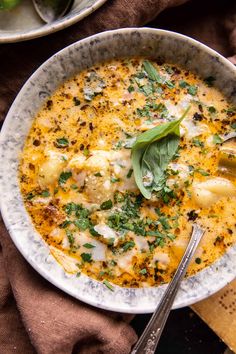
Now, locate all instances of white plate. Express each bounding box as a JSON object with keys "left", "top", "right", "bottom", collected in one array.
[
  {"left": 1, "top": 28, "right": 236, "bottom": 313},
  {"left": 0, "top": 0, "right": 107, "bottom": 43}
]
